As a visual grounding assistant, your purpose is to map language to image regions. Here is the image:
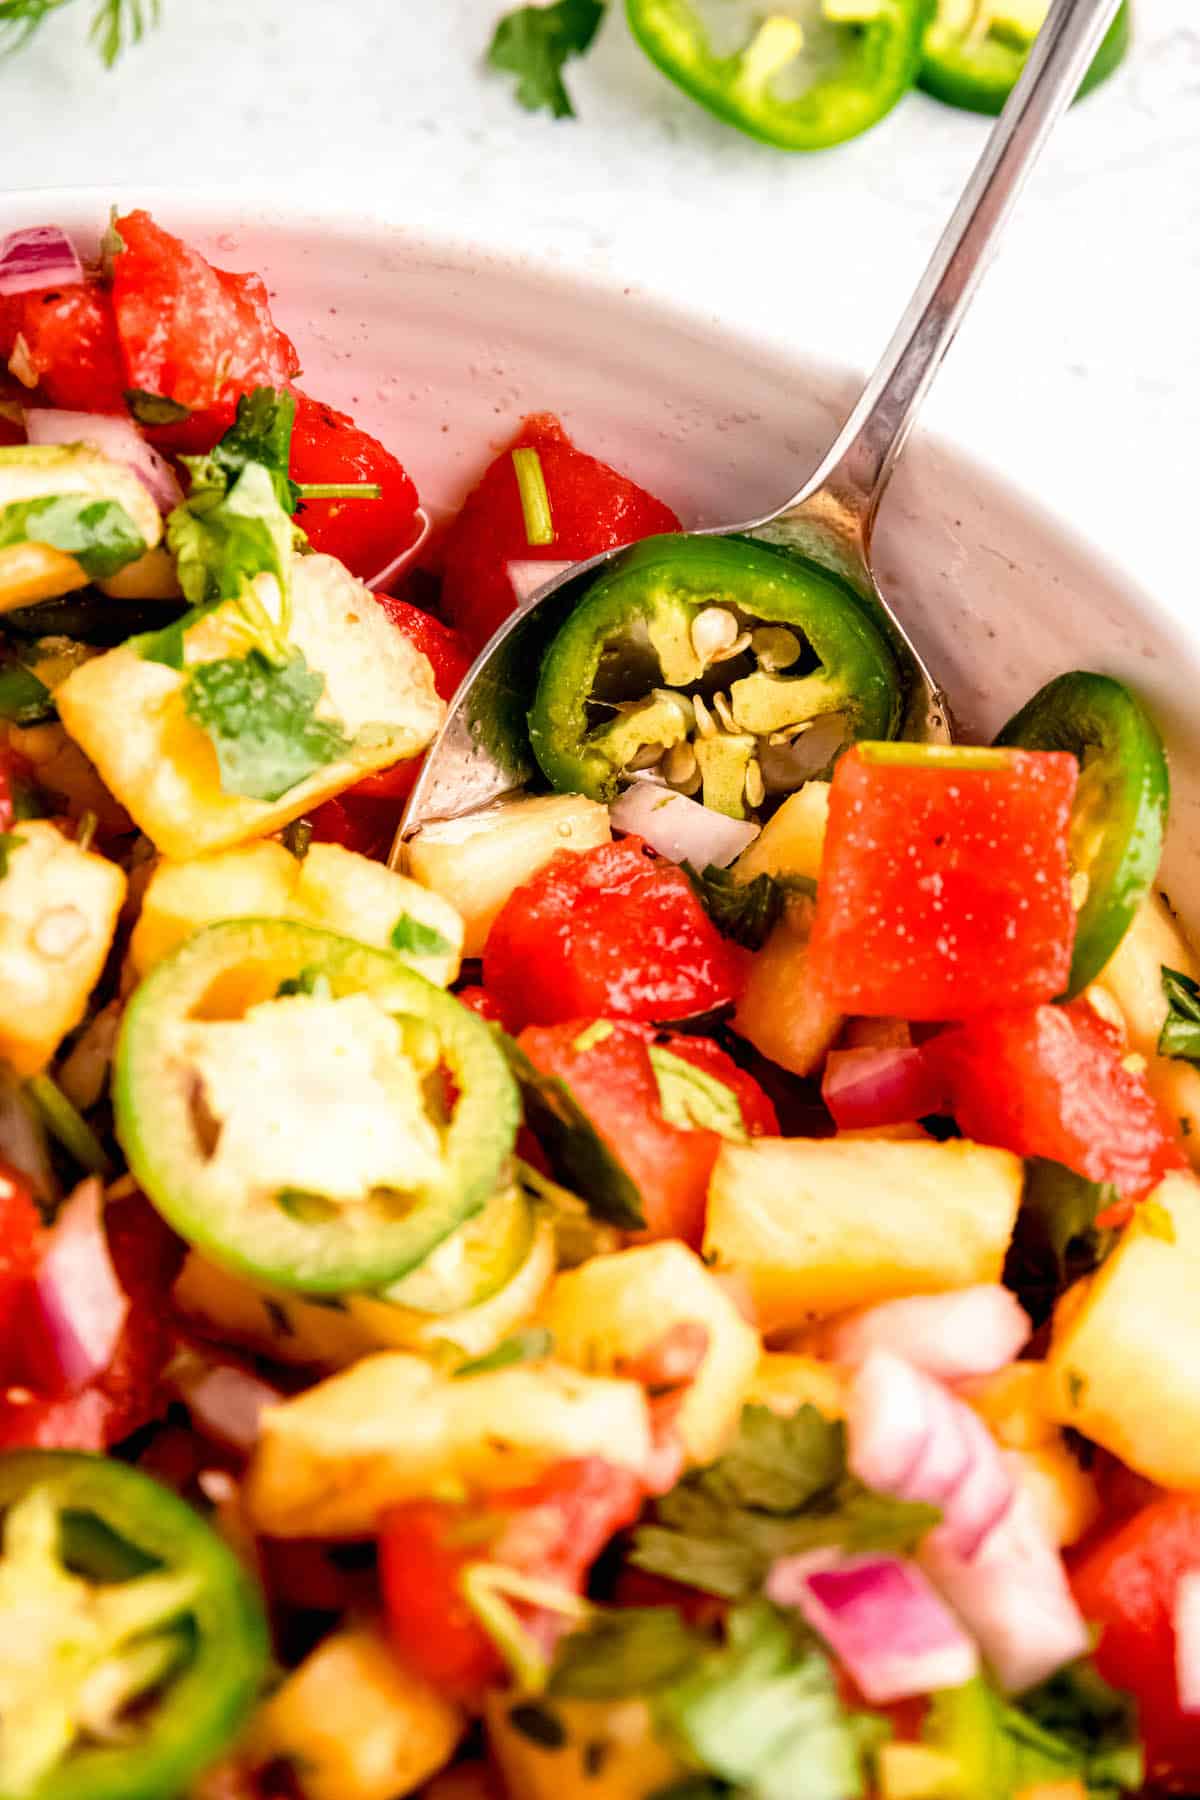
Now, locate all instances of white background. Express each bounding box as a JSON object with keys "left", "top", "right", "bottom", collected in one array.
[{"left": 3, "top": 0, "right": 1198, "bottom": 604}]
